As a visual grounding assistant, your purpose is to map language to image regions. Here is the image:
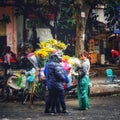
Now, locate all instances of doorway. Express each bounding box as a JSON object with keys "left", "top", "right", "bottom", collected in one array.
[
  {"left": 0, "top": 36, "right": 6, "bottom": 57},
  {"left": 0, "top": 22, "right": 6, "bottom": 57}
]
